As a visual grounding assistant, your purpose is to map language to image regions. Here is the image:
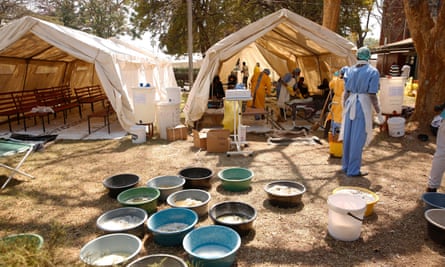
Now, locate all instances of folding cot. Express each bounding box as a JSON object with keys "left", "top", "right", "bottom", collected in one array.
[{"left": 0, "top": 139, "right": 35, "bottom": 190}]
